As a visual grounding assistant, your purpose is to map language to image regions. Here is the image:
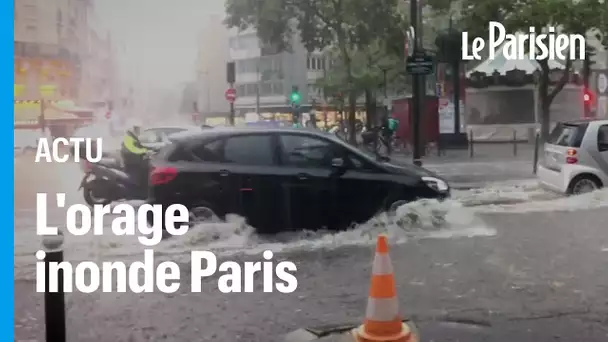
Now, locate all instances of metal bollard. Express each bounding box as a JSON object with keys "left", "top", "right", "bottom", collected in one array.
[
  {"left": 43, "top": 231, "right": 66, "bottom": 342},
  {"left": 533, "top": 132, "right": 540, "bottom": 174},
  {"left": 469, "top": 129, "right": 474, "bottom": 158},
  {"left": 512, "top": 130, "right": 518, "bottom": 156}
]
